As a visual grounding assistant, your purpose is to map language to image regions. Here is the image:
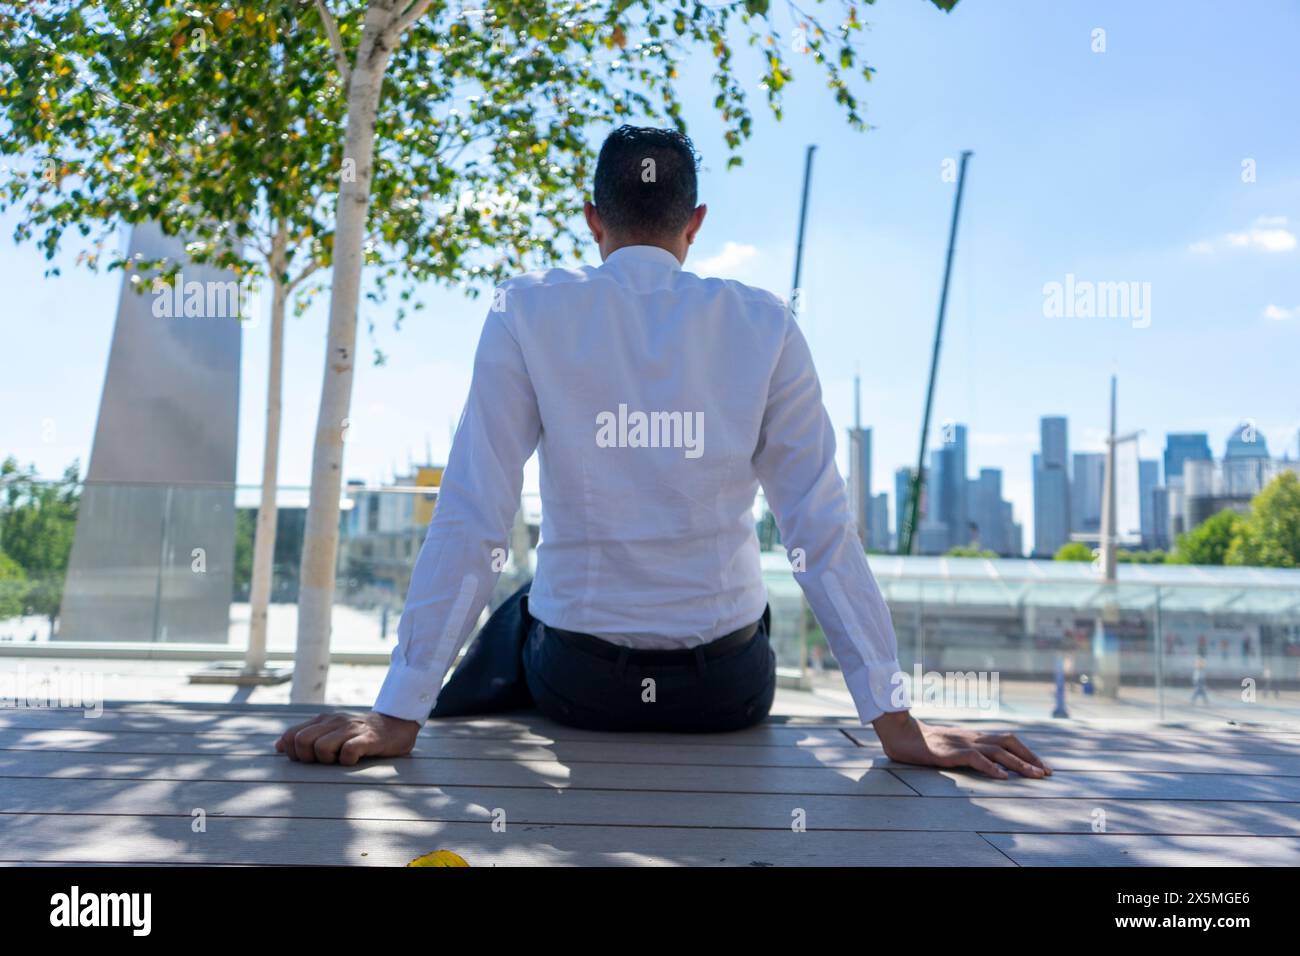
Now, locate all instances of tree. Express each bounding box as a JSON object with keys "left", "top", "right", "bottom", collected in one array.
[
  {"left": 0, "top": 0, "right": 584, "bottom": 672},
  {"left": 1116, "top": 549, "right": 1166, "bottom": 564},
  {"left": 3, "top": 0, "right": 961, "bottom": 701},
  {"left": 1169, "top": 509, "right": 1243, "bottom": 566},
  {"left": 233, "top": 507, "right": 257, "bottom": 597},
  {"left": 1227, "top": 472, "right": 1300, "bottom": 568},
  {"left": 0, "top": 2, "right": 364, "bottom": 673},
  {"left": 292, "top": 0, "right": 961, "bottom": 702},
  {"left": 0, "top": 548, "right": 26, "bottom": 621},
  {"left": 944, "top": 546, "right": 995, "bottom": 559},
  {"left": 0, "top": 458, "right": 80, "bottom": 625},
  {"left": 1053, "top": 541, "right": 1093, "bottom": 562}
]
